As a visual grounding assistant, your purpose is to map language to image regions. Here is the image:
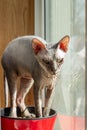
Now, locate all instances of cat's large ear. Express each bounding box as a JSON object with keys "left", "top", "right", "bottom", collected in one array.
[
  {"left": 58, "top": 35, "right": 70, "bottom": 52},
  {"left": 32, "top": 38, "right": 47, "bottom": 54}
]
